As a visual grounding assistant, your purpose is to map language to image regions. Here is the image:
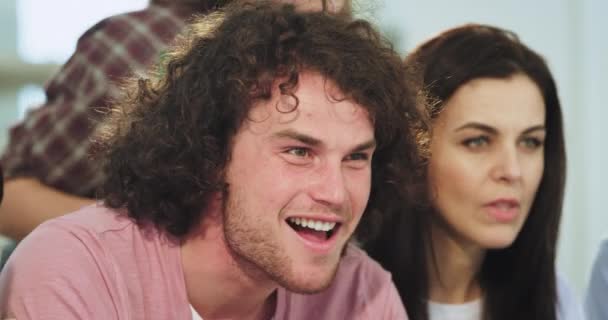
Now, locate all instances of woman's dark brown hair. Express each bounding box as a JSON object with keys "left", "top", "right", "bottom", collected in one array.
[
  {"left": 94, "top": 2, "right": 423, "bottom": 241},
  {"left": 365, "top": 24, "right": 566, "bottom": 320}
]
